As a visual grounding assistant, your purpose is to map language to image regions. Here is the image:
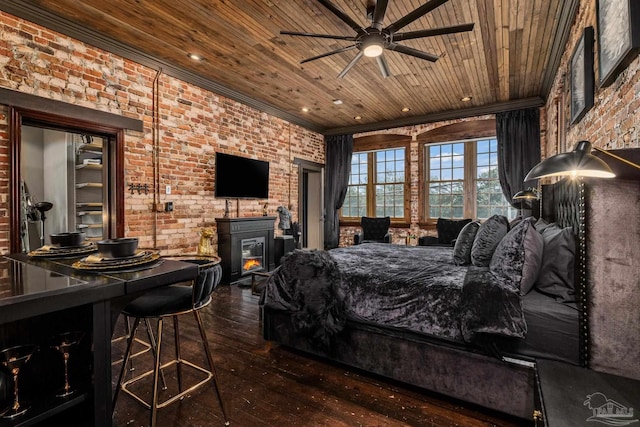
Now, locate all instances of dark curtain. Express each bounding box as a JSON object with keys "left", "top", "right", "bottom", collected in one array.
[
  {"left": 496, "top": 108, "right": 541, "bottom": 207},
  {"left": 324, "top": 134, "right": 353, "bottom": 249}
]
